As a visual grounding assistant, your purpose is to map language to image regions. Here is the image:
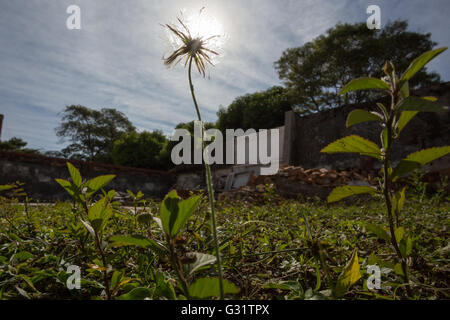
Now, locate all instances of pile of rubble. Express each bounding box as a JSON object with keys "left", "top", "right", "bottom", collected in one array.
[{"left": 218, "top": 166, "right": 377, "bottom": 203}]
